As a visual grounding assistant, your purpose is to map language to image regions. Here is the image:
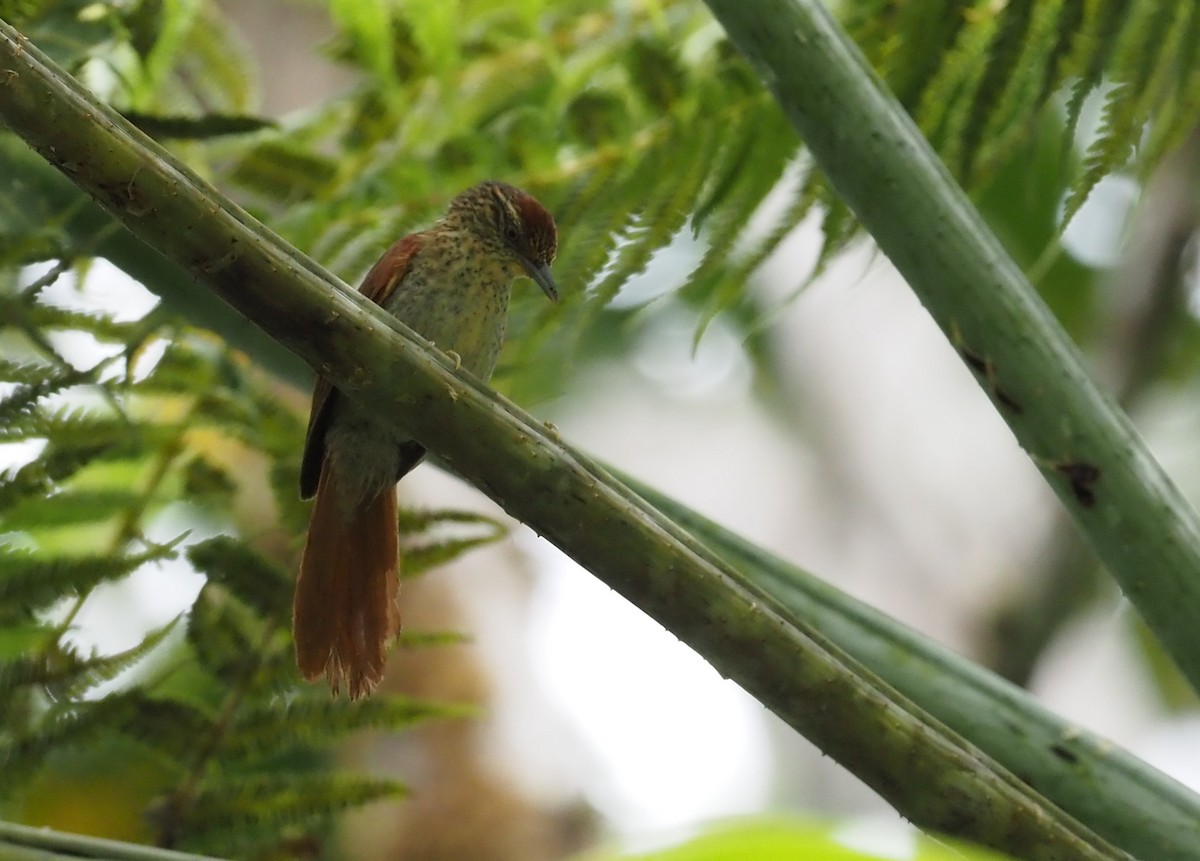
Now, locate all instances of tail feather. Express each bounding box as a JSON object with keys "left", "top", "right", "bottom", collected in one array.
[{"left": 294, "top": 461, "right": 400, "bottom": 699}]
